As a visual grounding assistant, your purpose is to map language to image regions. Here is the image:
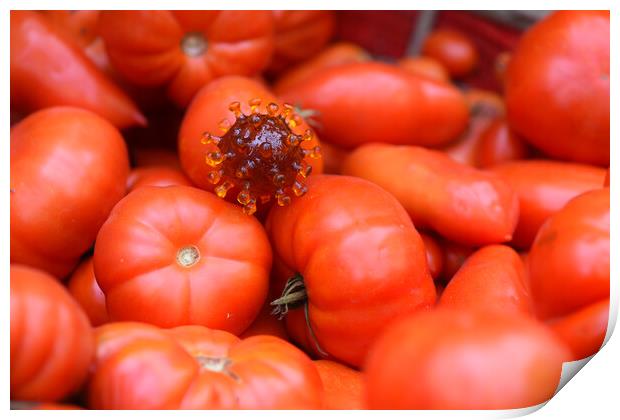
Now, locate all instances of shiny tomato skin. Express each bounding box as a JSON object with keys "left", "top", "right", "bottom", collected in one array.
[
  {"left": 365, "top": 308, "right": 571, "bottom": 409},
  {"left": 127, "top": 166, "right": 193, "bottom": 192},
  {"left": 278, "top": 61, "right": 469, "bottom": 148},
  {"left": 11, "top": 265, "right": 94, "bottom": 402},
  {"left": 399, "top": 56, "right": 451, "bottom": 83},
  {"left": 93, "top": 185, "right": 271, "bottom": 334},
  {"left": 440, "top": 245, "right": 534, "bottom": 316},
  {"left": 490, "top": 160, "right": 606, "bottom": 249},
  {"left": 67, "top": 258, "right": 109, "bottom": 327},
  {"left": 88, "top": 323, "right": 323, "bottom": 409},
  {"left": 269, "top": 11, "right": 336, "bottom": 73},
  {"left": 420, "top": 232, "right": 444, "bottom": 279},
  {"left": 11, "top": 107, "right": 130, "bottom": 278},
  {"left": 529, "top": 188, "right": 609, "bottom": 319},
  {"left": 549, "top": 299, "right": 609, "bottom": 361},
  {"left": 342, "top": 143, "right": 519, "bottom": 246},
  {"left": 475, "top": 118, "right": 530, "bottom": 168},
  {"left": 266, "top": 175, "right": 436, "bottom": 368},
  {"left": 98, "top": 11, "right": 275, "bottom": 107},
  {"left": 314, "top": 360, "right": 366, "bottom": 410},
  {"left": 178, "top": 76, "right": 323, "bottom": 192},
  {"left": 10, "top": 11, "right": 144, "bottom": 129},
  {"left": 421, "top": 29, "right": 479, "bottom": 78},
  {"left": 273, "top": 42, "right": 370, "bottom": 94},
  {"left": 505, "top": 11, "right": 610, "bottom": 165}
]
